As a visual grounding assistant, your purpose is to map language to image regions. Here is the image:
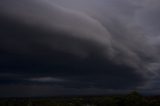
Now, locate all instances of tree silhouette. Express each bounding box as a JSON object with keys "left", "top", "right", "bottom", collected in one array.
[{"left": 124, "top": 91, "right": 147, "bottom": 106}]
